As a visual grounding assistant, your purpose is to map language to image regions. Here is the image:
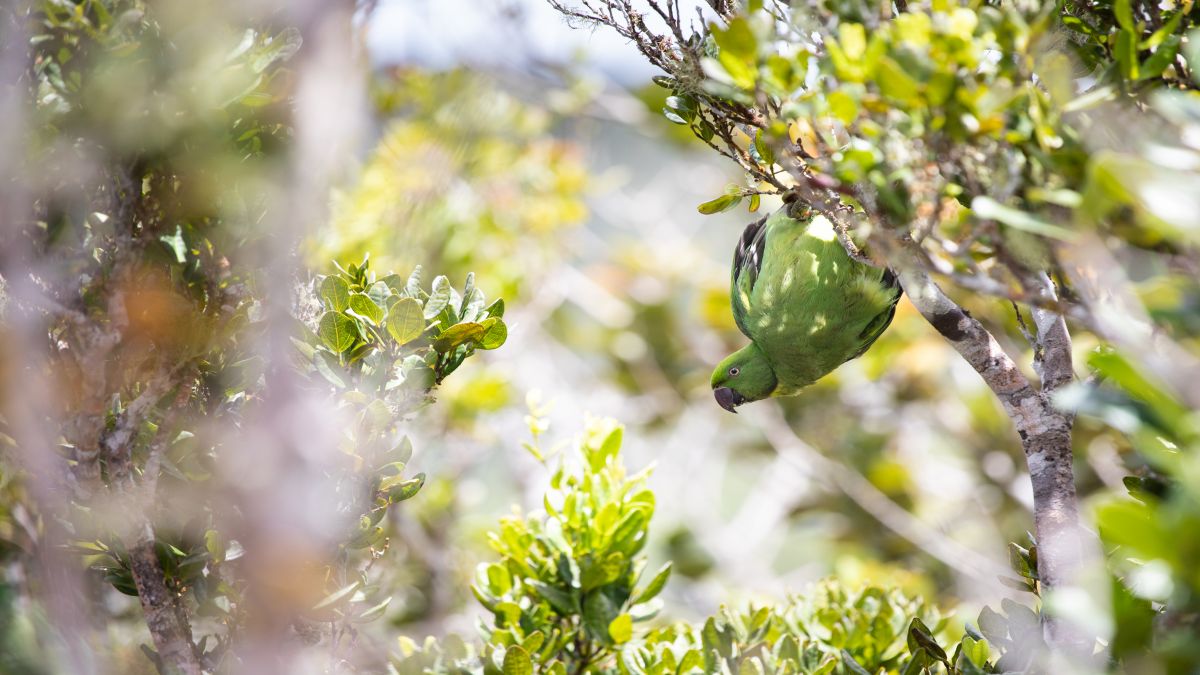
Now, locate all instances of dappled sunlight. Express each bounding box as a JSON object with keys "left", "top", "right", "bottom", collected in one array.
[{"left": 2, "top": 0, "right": 1199, "bottom": 673}]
